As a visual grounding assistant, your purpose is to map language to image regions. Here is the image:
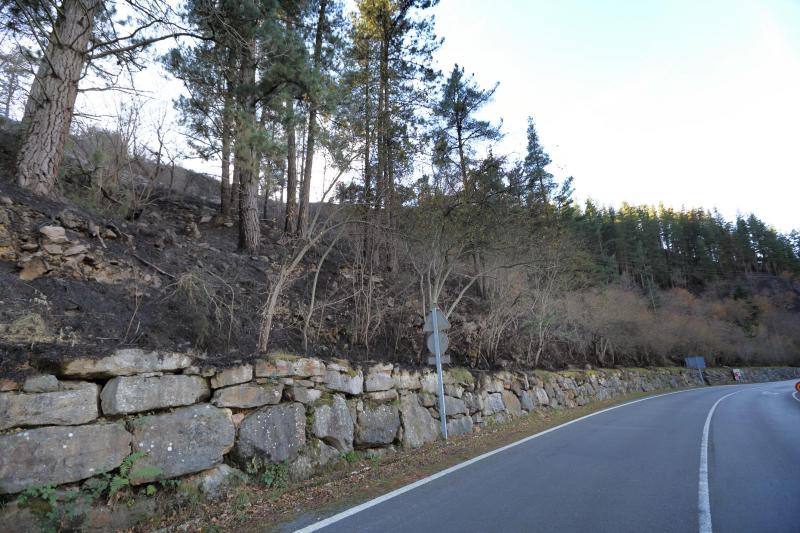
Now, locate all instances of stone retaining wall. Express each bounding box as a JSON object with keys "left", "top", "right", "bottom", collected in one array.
[{"left": 1, "top": 350, "right": 798, "bottom": 498}]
